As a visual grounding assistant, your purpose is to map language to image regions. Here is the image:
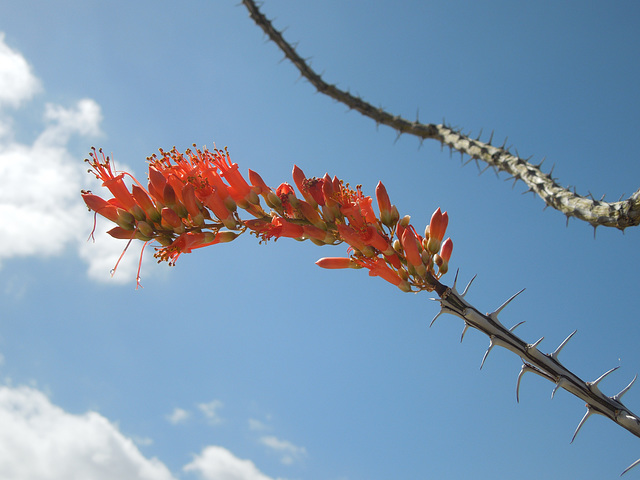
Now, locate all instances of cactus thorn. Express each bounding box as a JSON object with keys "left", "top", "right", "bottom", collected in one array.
[
  {"left": 613, "top": 375, "right": 638, "bottom": 402},
  {"left": 460, "top": 323, "right": 471, "bottom": 342},
  {"left": 515, "top": 364, "right": 550, "bottom": 402},
  {"left": 621, "top": 457, "right": 640, "bottom": 476},
  {"left": 589, "top": 366, "right": 621, "bottom": 390},
  {"left": 516, "top": 364, "right": 536, "bottom": 403},
  {"left": 429, "top": 310, "right": 445, "bottom": 328},
  {"left": 528, "top": 337, "right": 544, "bottom": 350},
  {"left": 509, "top": 321, "right": 526, "bottom": 332},
  {"left": 452, "top": 269, "right": 460, "bottom": 290},
  {"left": 551, "top": 377, "right": 569, "bottom": 399},
  {"left": 571, "top": 407, "right": 594, "bottom": 443},
  {"left": 463, "top": 156, "right": 475, "bottom": 166},
  {"left": 479, "top": 164, "right": 492, "bottom": 176},
  {"left": 550, "top": 330, "right": 577, "bottom": 360},
  {"left": 461, "top": 274, "right": 477, "bottom": 297},
  {"left": 480, "top": 337, "right": 496, "bottom": 370},
  {"left": 490, "top": 288, "right": 526, "bottom": 319}
]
